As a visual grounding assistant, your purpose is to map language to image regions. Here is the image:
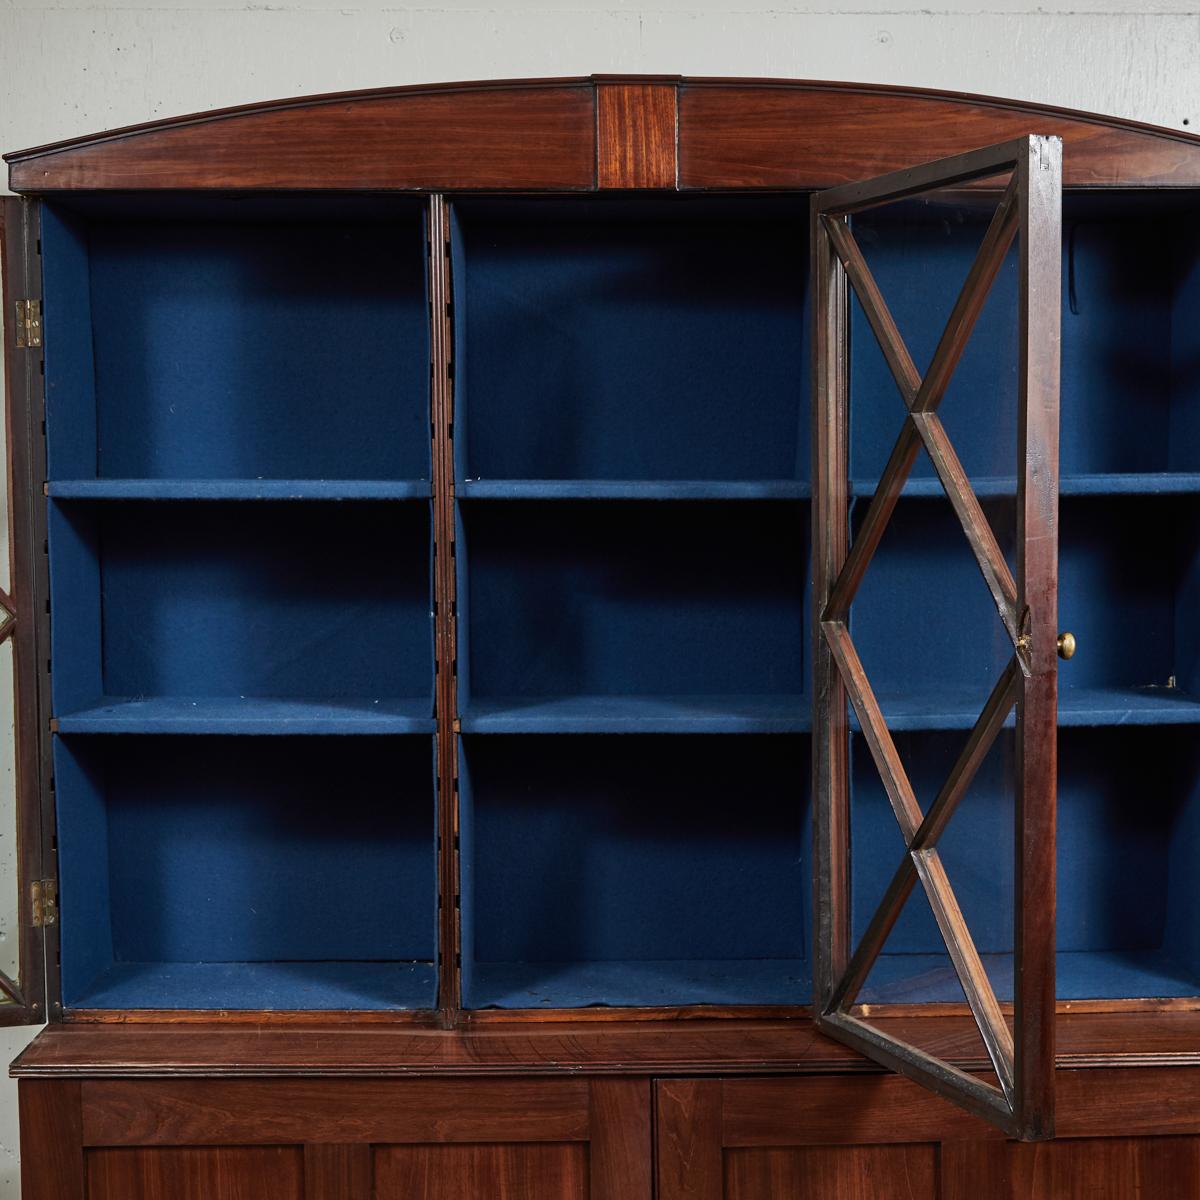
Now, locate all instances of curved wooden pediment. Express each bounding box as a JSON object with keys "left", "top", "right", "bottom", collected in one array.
[{"left": 7, "top": 75, "right": 1200, "bottom": 192}]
